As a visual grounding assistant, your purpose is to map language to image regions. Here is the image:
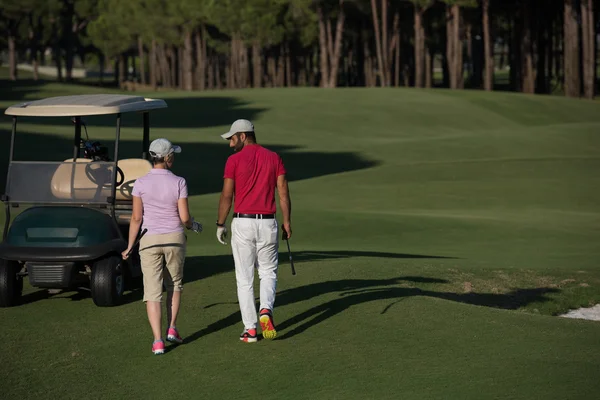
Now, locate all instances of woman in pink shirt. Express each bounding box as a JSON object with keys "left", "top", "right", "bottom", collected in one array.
[{"left": 122, "top": 138, "right": 201, "bottom": 355}]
